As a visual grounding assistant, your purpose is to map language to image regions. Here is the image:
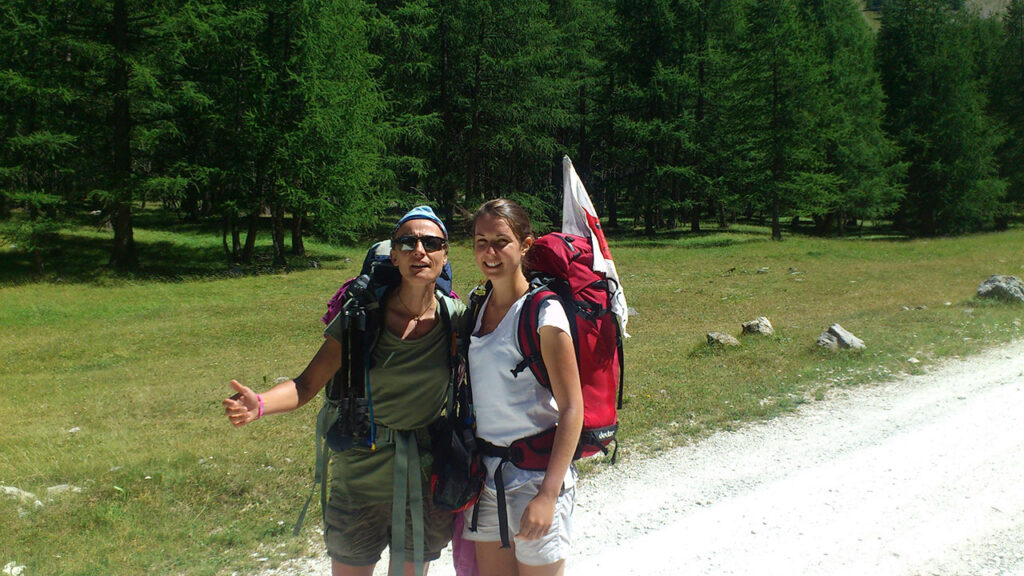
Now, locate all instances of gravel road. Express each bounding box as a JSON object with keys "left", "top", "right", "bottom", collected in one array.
[{"left": 257, "top": 339, "right": 1024, "bottom": 576}]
